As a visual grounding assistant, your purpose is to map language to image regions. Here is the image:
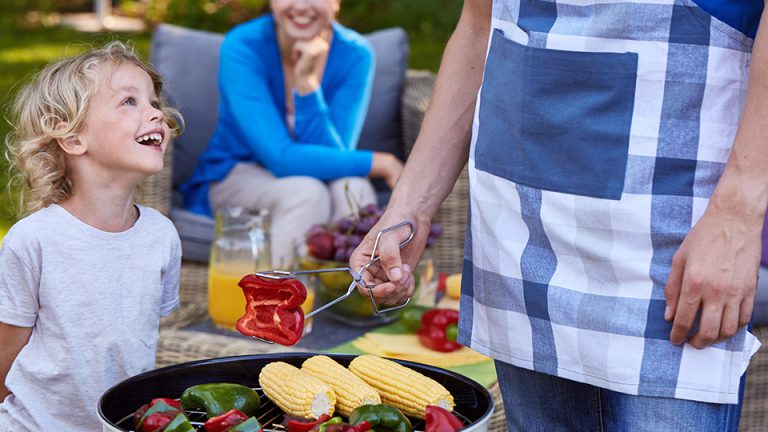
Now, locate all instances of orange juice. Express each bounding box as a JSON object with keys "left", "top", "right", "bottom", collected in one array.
[
  {"left": 208, "top": 261, "right": 254, "bottom": 329},
  {"left": 302, "top": 287, "right": 316, "bottom": 335}
]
